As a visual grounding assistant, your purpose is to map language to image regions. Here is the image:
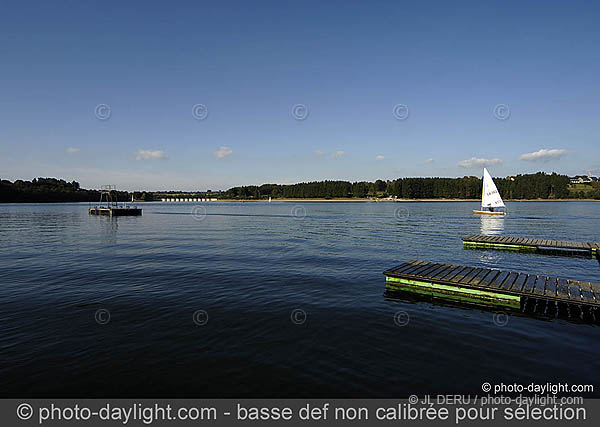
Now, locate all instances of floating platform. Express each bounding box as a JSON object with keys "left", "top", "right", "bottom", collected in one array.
[
  {"left": 89, "top": 207, "right": 142, "bottom": 216},
  {"left": 383, "top": 260, "right": 600, "bottom": 316},
  {"left": 463, "top": 234, "right": 599, "bottom": 258}
]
